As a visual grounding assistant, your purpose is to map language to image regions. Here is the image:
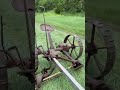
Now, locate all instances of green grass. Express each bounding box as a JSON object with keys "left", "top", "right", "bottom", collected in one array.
[
  {"left": 35, "top": 12, "right": 85, "bottom": 90},
  {"left": 36, "top": 11, "right": 85, "bottom": 37}
]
